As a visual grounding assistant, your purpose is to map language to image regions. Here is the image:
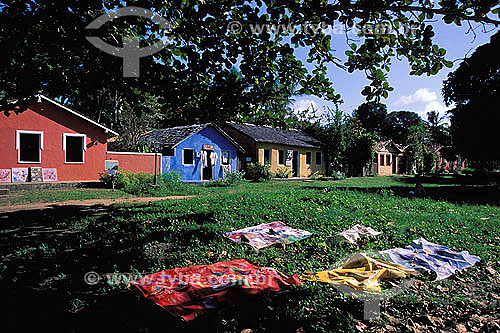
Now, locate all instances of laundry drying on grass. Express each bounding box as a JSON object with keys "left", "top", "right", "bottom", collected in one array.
[
  {"left": 129, "top": 259, "right": 302, "bottom": 321},
  {"left": 223, "top": 221, "right": 313, "bottom": 250},
  {"left": 334, "top": 224, "right": 382, "bottom": 244},
  {"left": 381, "top": 238, "right": 481, "bottom": 280},
  {"left": 300, "top": 253, "right": 418, "bottom": 293}
]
